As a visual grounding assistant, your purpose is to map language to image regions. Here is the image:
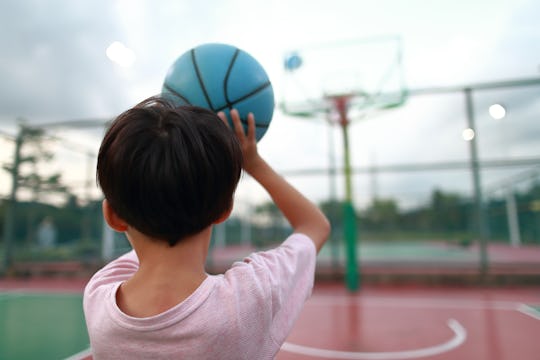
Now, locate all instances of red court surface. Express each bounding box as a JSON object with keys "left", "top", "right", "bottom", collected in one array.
[
  {"left": 2, "top": 278, "right": 539, "bottom": 360},
  {"left": 277, "top": 283, "right": 540, "bottom": 360}
]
